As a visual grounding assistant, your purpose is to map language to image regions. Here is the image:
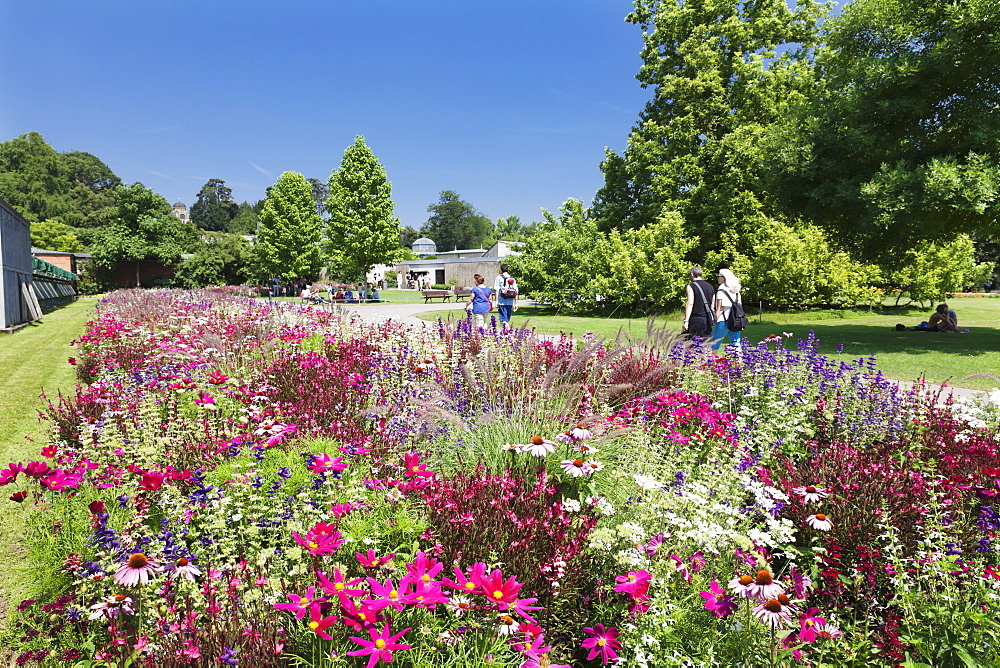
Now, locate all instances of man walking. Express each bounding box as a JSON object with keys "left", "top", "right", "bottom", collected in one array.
[
  {"left": 492, "top": 263, "right": 519, "bottom": 325},
  {"left": 683, "top": 266, "right": 715, "bottom": 339}
]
